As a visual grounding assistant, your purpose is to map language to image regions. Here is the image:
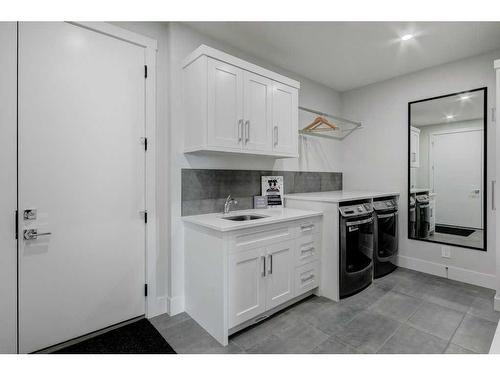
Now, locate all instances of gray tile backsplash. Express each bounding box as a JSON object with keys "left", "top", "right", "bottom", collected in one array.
[{"left": 182, "top": 169, "right": 342, "bottom": 216}]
